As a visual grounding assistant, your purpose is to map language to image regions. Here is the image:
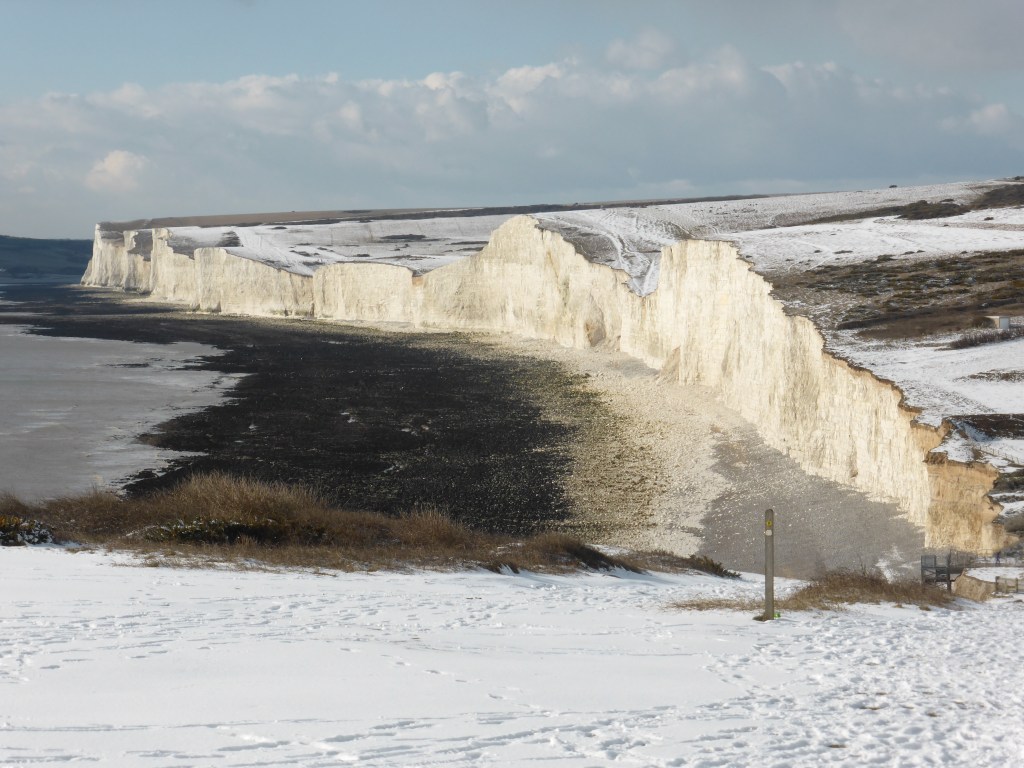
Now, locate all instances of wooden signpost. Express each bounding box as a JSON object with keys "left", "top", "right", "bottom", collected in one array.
[{"left": 764, "top": 508, "right": 775, "bottom": 621}]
